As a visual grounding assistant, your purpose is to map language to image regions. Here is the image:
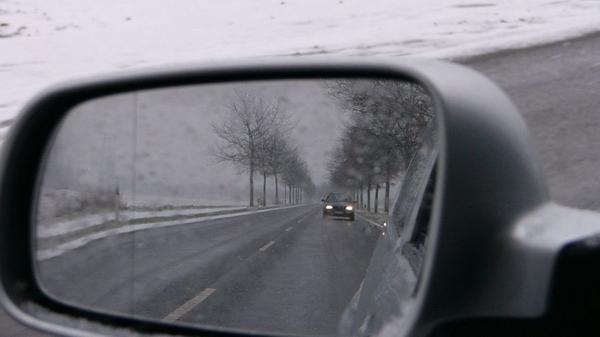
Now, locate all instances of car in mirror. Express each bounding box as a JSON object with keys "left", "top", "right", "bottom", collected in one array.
[
  {"left": 322, "top": 192, "right": 356, "bottom": 220},
  {"left": 1, "top": 60, "right": 599, "bottom": 337}
]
